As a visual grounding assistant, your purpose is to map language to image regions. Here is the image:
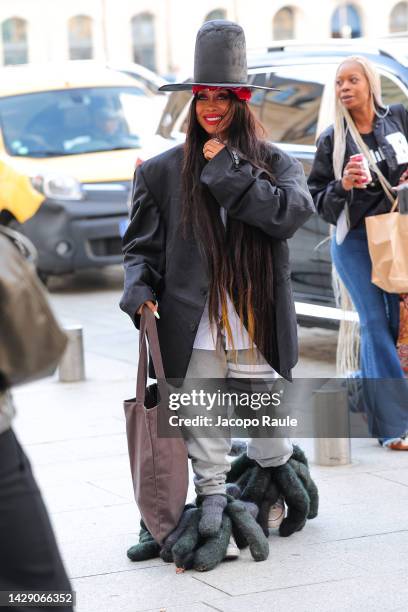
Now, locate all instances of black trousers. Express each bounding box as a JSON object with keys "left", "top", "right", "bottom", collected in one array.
[{"left": 0, "top": 429, "right": 73, "bottom": 612}]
